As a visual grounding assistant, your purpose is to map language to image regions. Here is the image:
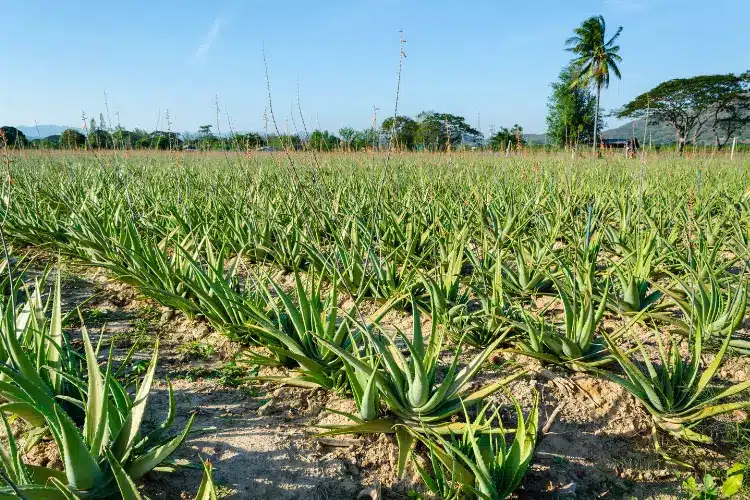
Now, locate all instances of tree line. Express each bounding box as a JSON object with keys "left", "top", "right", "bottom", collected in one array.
[{"left": 1, "top": 110, "right": 525, "bottom": 152}]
